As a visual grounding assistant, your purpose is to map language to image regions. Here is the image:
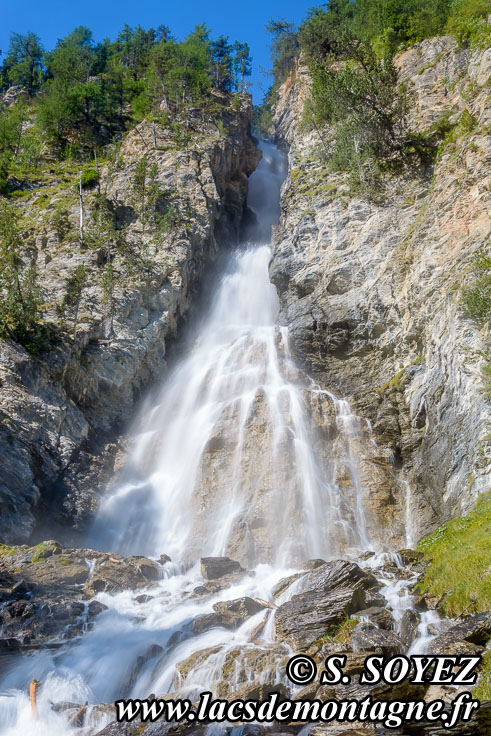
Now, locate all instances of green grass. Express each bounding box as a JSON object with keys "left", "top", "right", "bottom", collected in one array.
[
  {"left": 31, "top": 541, "right": 57, "bottom": 563},
  {"left": 0, "top": 544, "right": 17, "bottom": 556},
  {"left": 315, "top": 617, "right": 360, "bottom": 646},
  {"left": 417, "top": 492, "right": 491, "bottom": 617},
  {"left": 474, "top": 648, "right": 491, "bottom": 700},
  {"left": 374, "top": 356, "right": 424, "bottom": 394}
]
